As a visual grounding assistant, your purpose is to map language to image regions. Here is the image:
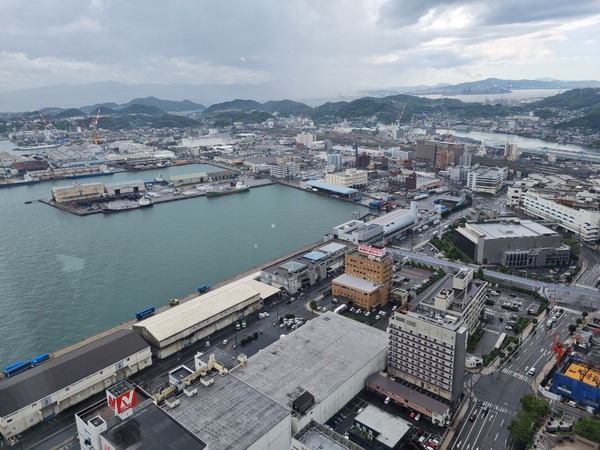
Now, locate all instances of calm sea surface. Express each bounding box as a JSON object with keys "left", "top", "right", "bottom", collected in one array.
[{"left": 0, "top": 150, "right": 365, "bottom": 367}]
